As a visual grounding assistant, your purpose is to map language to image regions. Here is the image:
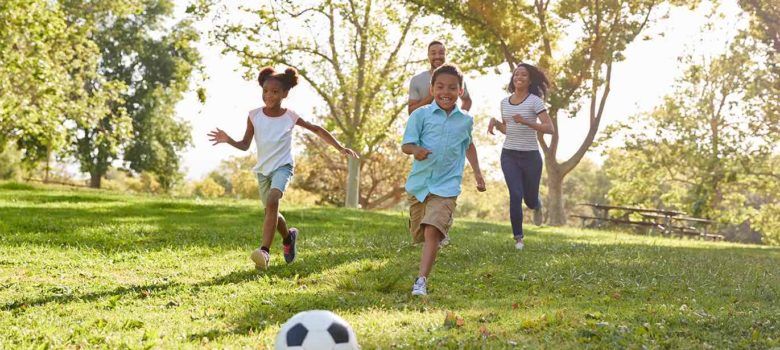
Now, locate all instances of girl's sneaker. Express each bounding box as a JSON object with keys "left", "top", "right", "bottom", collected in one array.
[
  {"left": 533, "top": 199, "right": 544, "bottom": 226},
  {"left": 411, "top": 276, "right": 427, "bottom": 296},
  {"left": 250, "top": 248, "right": 270, "bottom": 270},
  {"left": 515, "top": 238, "right": 524, "bottom": 250},
  {"left": 283, "top": 228, "right": 298, "bottom": 263}
]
